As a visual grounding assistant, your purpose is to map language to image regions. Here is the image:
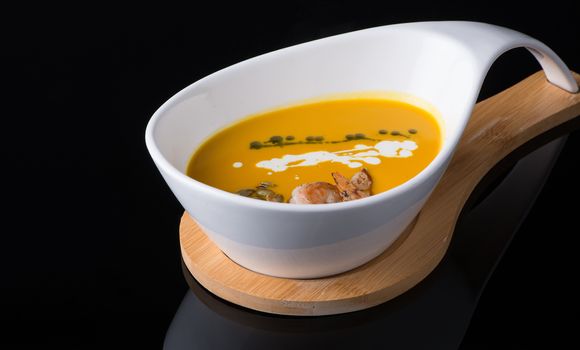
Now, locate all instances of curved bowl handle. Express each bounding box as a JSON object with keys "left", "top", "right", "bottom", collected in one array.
[{"left": 418, "top": 21, "right": 578, "bottom": 93}]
